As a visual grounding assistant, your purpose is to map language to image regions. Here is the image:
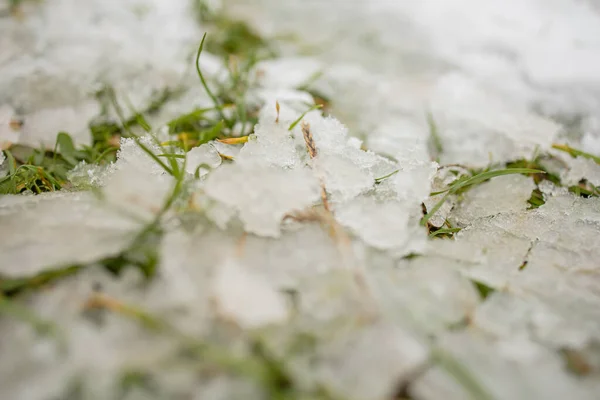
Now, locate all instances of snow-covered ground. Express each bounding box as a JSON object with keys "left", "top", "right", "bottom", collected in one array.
[{"left": 1, "top": 0, "right": 600, "bottom": 399}]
